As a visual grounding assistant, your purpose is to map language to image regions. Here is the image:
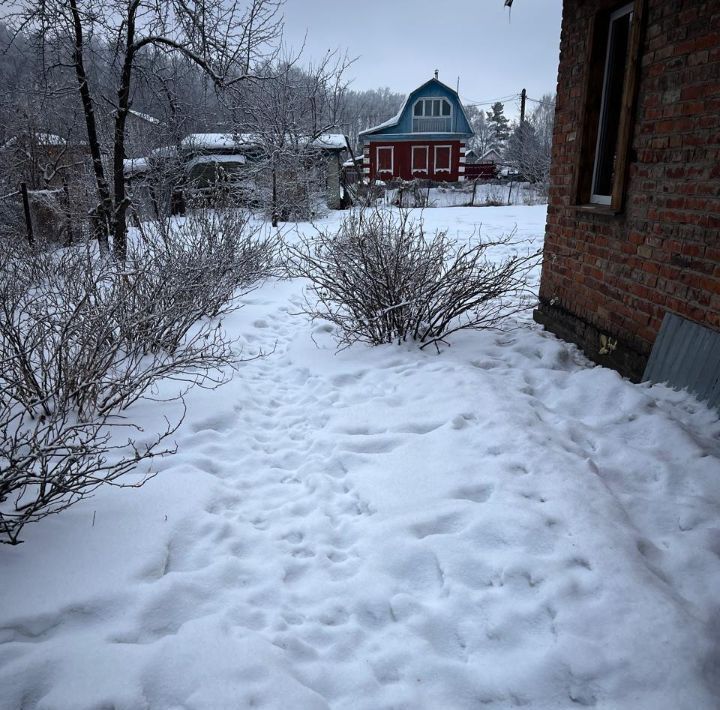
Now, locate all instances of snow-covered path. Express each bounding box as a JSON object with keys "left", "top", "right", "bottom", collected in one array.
[{"left": 2, "top": 207, "right": 720, "bottom": 709}]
